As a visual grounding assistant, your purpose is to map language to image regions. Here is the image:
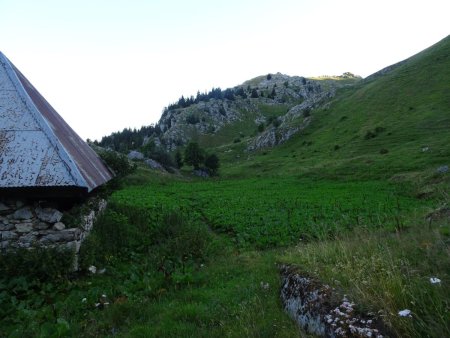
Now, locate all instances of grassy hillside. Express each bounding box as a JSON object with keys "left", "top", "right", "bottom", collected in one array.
[
  {"left": 220, "top": 36, "right": 450, "bottom": 183},
  {"left": 1, "top": 37, "right": 449, "bottom": 337}
]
